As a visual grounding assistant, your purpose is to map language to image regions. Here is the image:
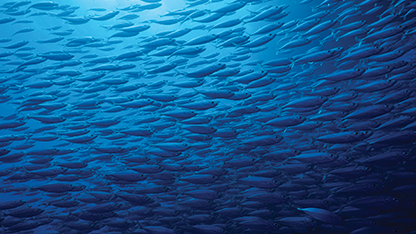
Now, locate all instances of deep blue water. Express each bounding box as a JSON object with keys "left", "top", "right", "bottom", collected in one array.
[{"left": 0, "top": 0, "right": 416, "bottom": 233}]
